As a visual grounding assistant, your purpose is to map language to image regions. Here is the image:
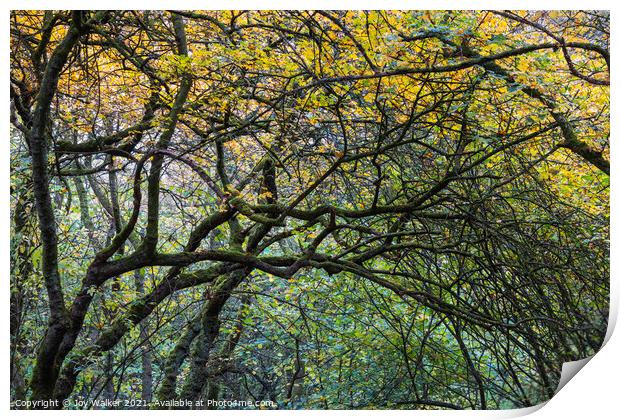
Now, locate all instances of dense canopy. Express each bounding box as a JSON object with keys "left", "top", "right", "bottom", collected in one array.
[{"left": 10, "top": 10, "right": 609, "bottom": 410}]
